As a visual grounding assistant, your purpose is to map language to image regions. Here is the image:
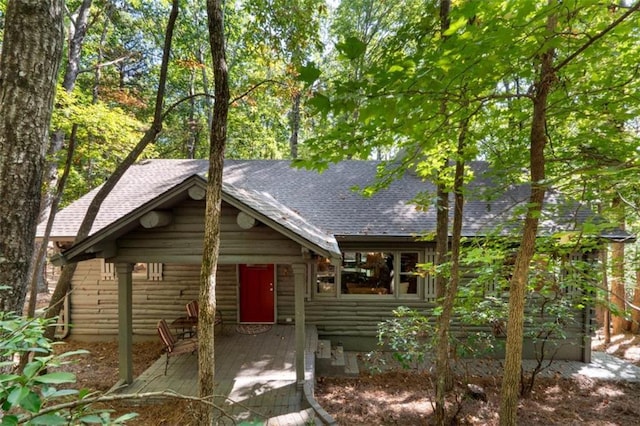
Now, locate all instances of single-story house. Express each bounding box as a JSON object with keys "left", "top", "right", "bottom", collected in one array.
[{"left": 38, "top": 159, "right": 620, "bottom": 384}]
